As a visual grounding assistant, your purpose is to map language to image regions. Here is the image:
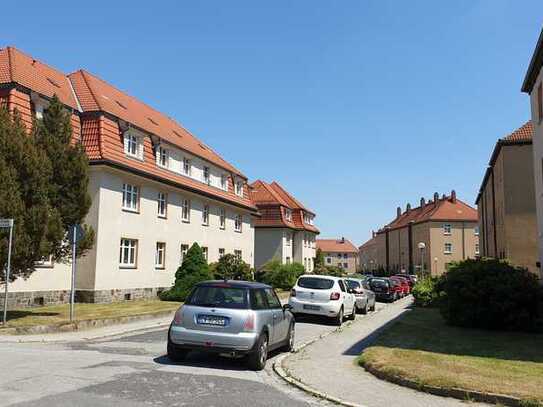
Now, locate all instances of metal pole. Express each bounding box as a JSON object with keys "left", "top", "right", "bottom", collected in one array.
[
  {"left": 70, "top": 225, "right": 77, "bottom": 323},
  {"left": 2, "top": 225, "right": 13, "bottom": 325}
]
